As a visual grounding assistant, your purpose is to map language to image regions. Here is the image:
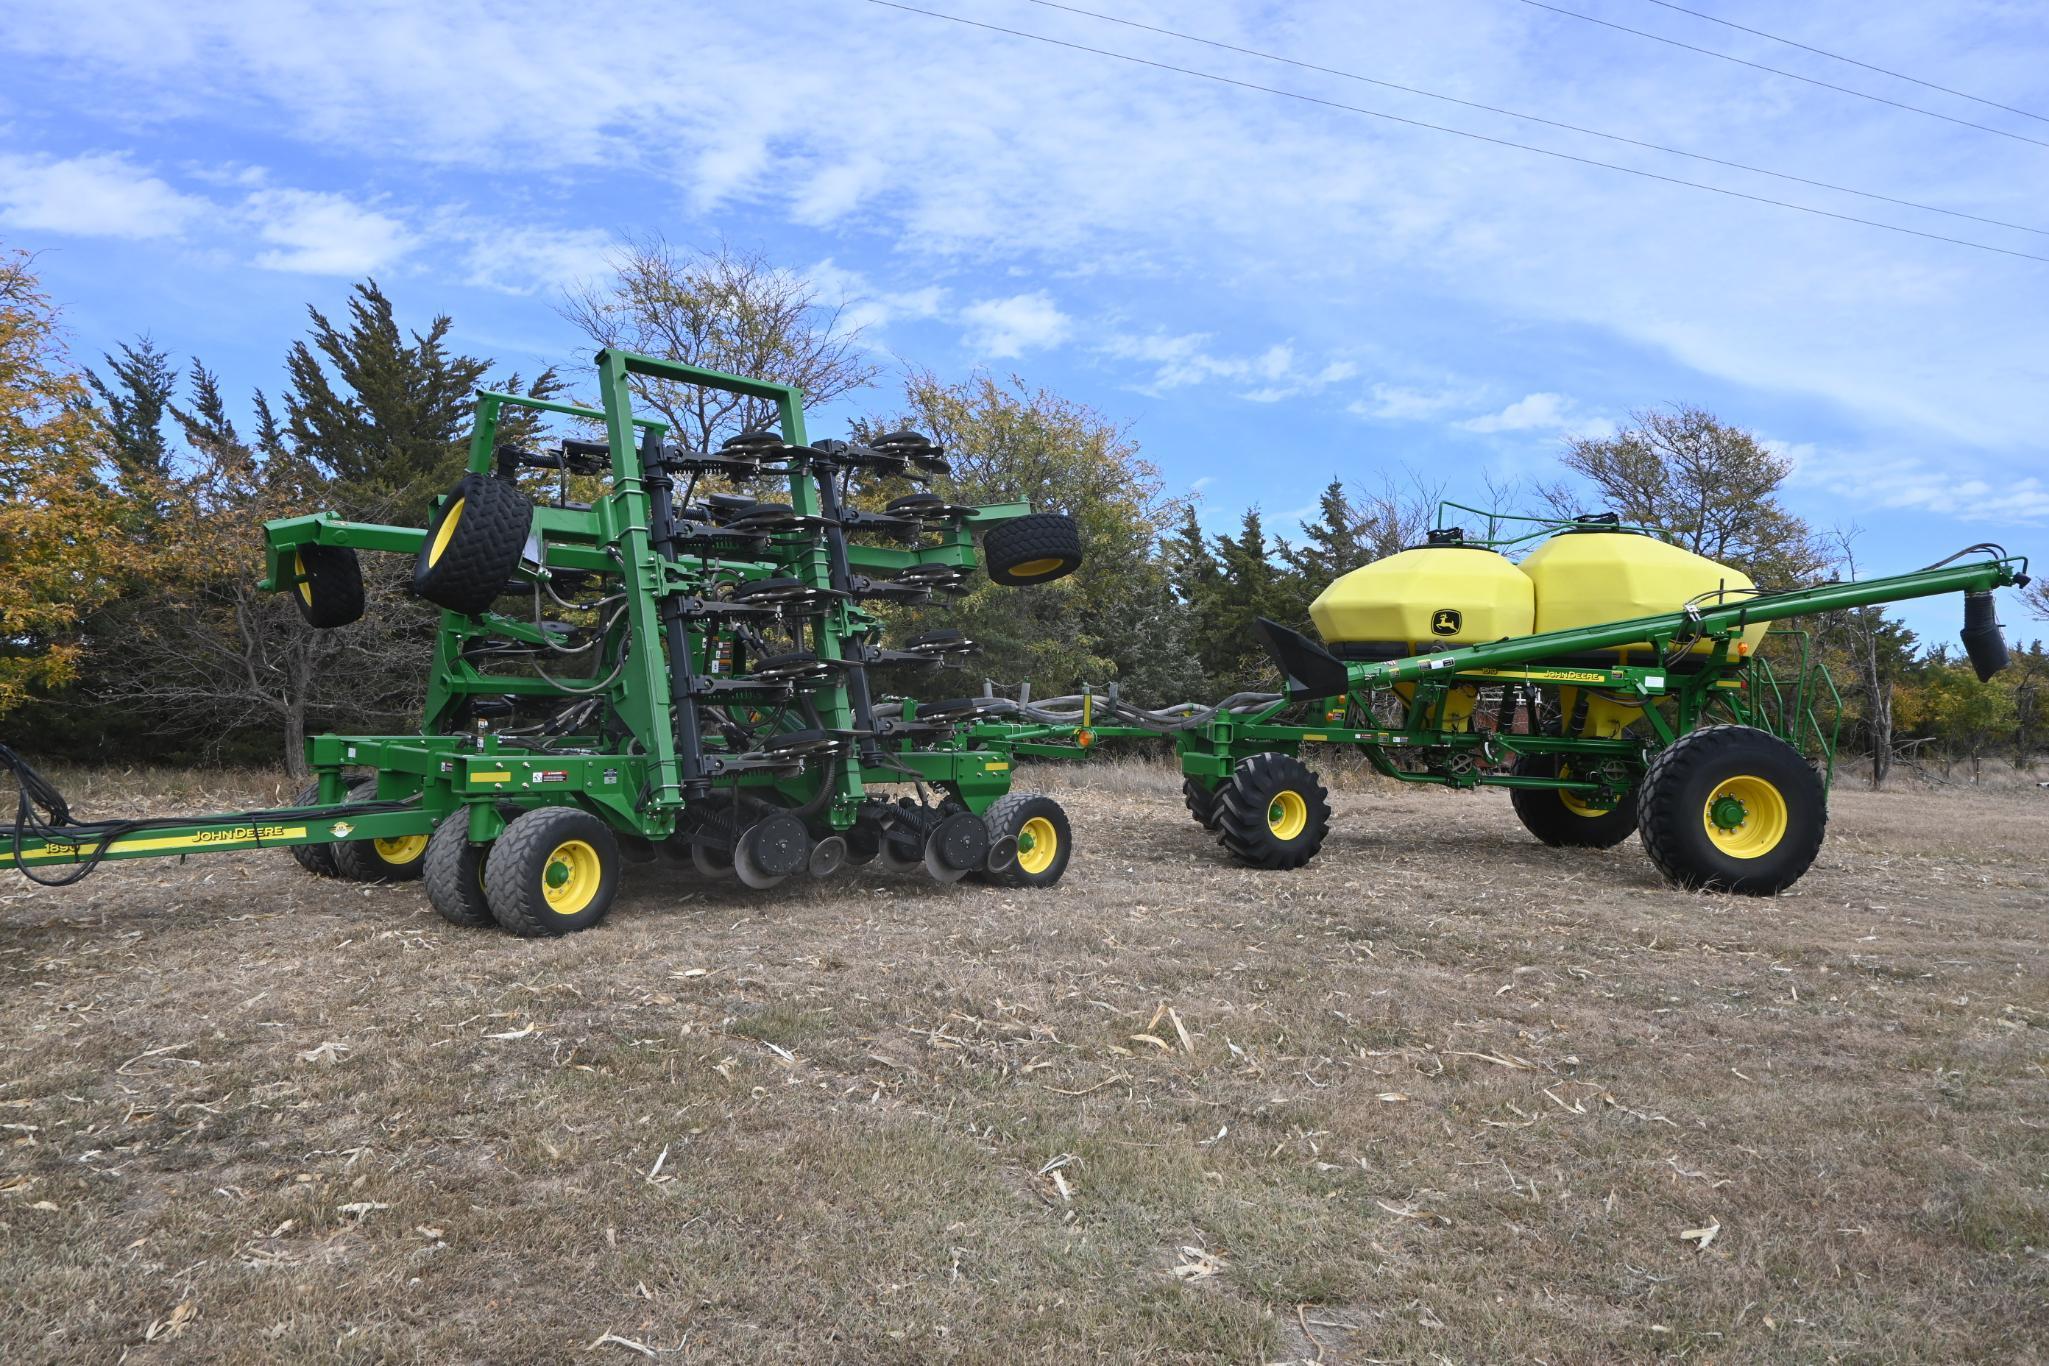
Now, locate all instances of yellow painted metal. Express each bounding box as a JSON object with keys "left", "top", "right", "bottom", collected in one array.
[
  {"left": 1268, "top": 789, "right": 1308, "bottom": 839},
  {"left": 1520, "top": 528, "right": 1768, "bottom": 659},
  {"left": 1016, "top": 816, "right": 1059, "bottom": 874},
  {"left": 1006, "top": 556, "right": 1066, "bottom": 579},
  {"left": 1702, "top": 775, "right": 1787, "bottom": 857},
  {"left": 1441, "top": 684, "right": 1479, "bottom": 732},
  {"left": 14, "top": 824, "right": 310, "bottom": 863},
  {"left": 428, "top": 498, "right": 465, "bottom": 567},
  {"left": 1580, "top": 694, "right": 1643, "bottom": 739},
  {"left": 1309, "top": 544, "right": 1534, "bottom": 651},
  {"left": 294, "top": 551, "right": 313, "bottom": 605},
  {"left": 542, "top": 838, "right": 603, "bottom": 914},
  {"left": 373, "top": 834, "right": 429, "bottom": 864}
]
